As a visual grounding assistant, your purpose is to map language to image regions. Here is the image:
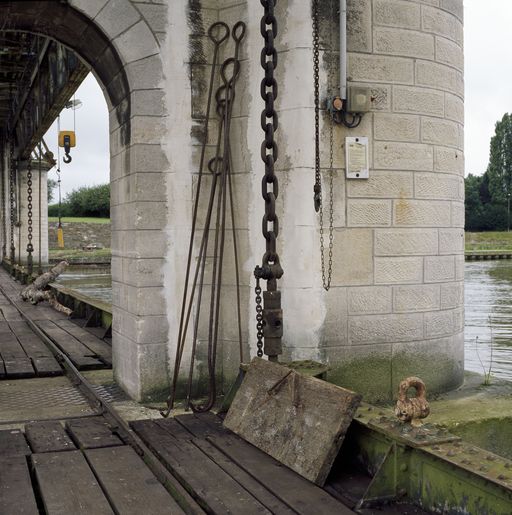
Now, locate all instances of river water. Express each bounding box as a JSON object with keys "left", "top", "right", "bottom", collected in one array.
[
  {"left": 54, "top": 262, "right": 512, "bottom": 381},
  {"left": 465, "top": 260, "right": 512, "bottom": 381},
  {"left": 55, "top": 266, "right": 112, "bottom": 304}
]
